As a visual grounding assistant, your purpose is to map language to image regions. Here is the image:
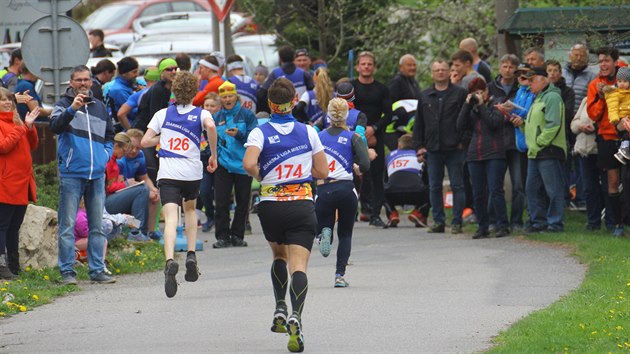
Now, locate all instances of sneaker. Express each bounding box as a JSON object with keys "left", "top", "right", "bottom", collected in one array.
[
  {"left": 462, "top": 208, "right": 476, "bottom": 224},
  {"left": 184, "top": 252, "right": 199, "bottom": 282},
  {"left": 359, "top": 212, "right": 371, "bottom": 222},
  {"left": 287, "top": 314, "right": 305, "bottom": 353},
  {"left": 428, "top": 223, "right": 445, "bottom": 233},
  {"left": 164, "top": 260, "right": 179, "bottom": 298},
  {"left": 495, "top": 228, "right": 510, "bottom": 238},
  {"left": 613, "top": 225, "right": 624, "bottom": 237},
  {"left": 319, "top": 227, "right": 332, "bottom": 257},
  {"left": 271, "top": 302, "right": 288, "bottom": 333},
  {"left": 127, "top": 229, "right": 150, "bottom": 242},
  {"left": 61, "top": 273, "right": 77, "bottom": 286},
  {"left": 369, "top": 217, "right": 388, "bottom": 229},
  {"left": 472, "top": 229, "right": 489, "bottom": 239},
  {"left": 201, "top": 219, "right": 215, "bottom": 232},
  {"left": 90, "top": 271, "right": 116, "bottom": 284},
  {"left": 231, "top": 235, "right": 248, "bottom": 247},
  {"left": 614, "top": 151, "right": 627, "bottom": 165},
  {"left": 148, "top": 230, "right": 163, "bottom": 241},
  {"left": 212, "top": 239, "right": 232, "bottom": 249},
  {"left": 451, "top": 223, "right": 463, "bottom": 234},
  {"left": 334, "top": 275, "right": 349, "bottom": 288},
  {"left": 408, "top": 209, "right": 427, "bottom": 227},
  {"left": 387, "top": 210, "right": 400, "bottom": 227},
  {"left": 103, "top": 266, "right": 113, "bottom": 276},
  {"left": 619, "top": 146, "right": 630, "bottom": 160}
]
